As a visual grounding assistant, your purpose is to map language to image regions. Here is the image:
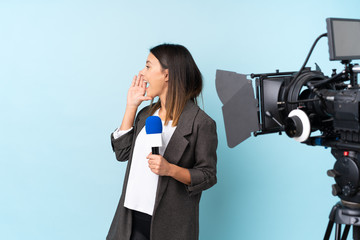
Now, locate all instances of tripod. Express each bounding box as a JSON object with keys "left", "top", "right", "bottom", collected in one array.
[{"left": 324, "top": 201, "right": 360, "bottom": 240}]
